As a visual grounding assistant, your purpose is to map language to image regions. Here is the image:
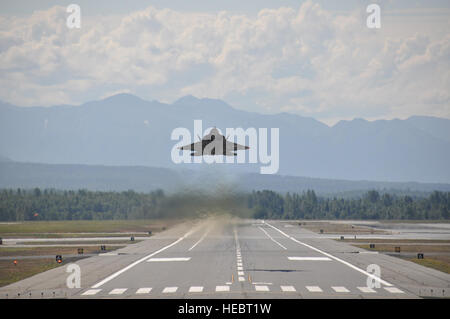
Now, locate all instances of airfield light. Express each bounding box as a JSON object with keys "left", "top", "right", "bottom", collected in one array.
[
  {"left": 56, "top": 255, "right": 62, "bottom": 263},
  {"left": 13, "top": 260, "right": 17, "bottom": 266}
]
